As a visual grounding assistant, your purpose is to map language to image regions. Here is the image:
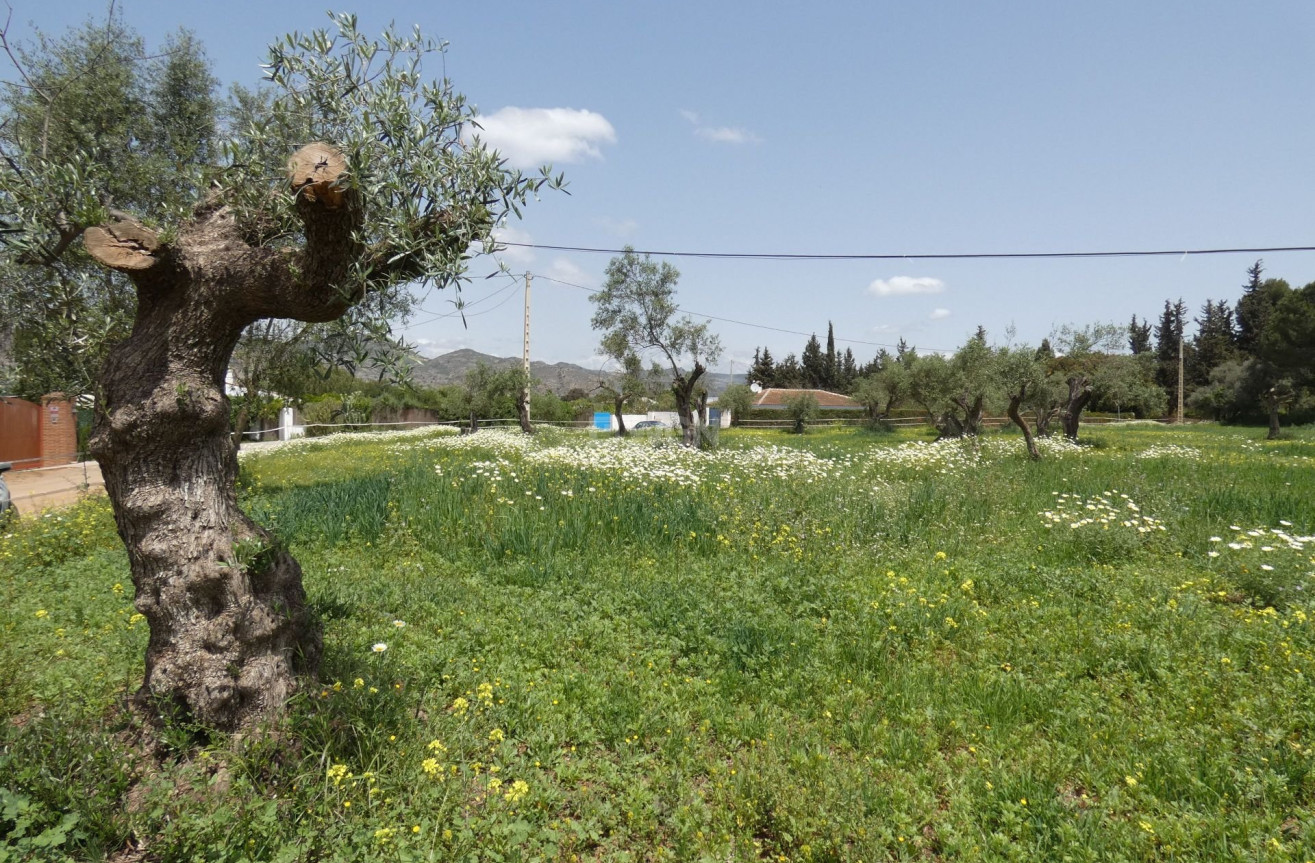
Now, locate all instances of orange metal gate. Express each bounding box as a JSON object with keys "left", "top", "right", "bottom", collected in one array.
[{"left": 0, "top": 396, "right": 40, "bottom": 468}]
